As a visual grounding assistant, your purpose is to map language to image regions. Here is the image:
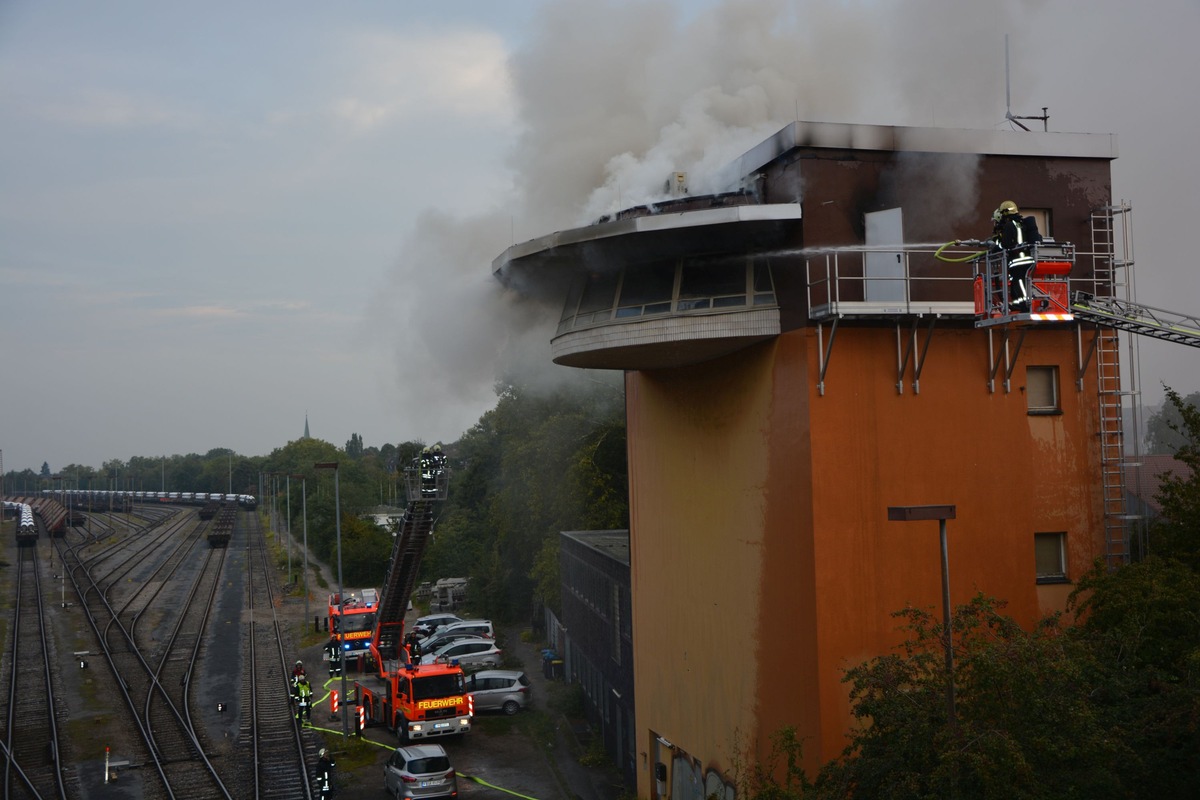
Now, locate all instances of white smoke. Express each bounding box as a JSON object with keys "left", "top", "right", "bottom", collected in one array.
[{"left": 370, "top": 0, "right": 1030, "bottom": 441}]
